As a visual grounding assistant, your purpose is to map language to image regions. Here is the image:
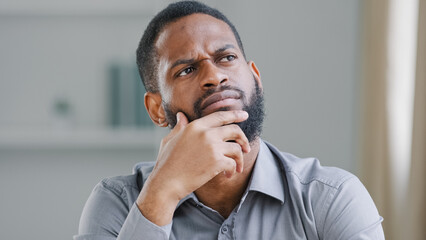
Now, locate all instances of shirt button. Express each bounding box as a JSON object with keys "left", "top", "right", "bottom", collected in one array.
[{"left": 221, "top": 225, "right": 229, "bottom": 234}]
